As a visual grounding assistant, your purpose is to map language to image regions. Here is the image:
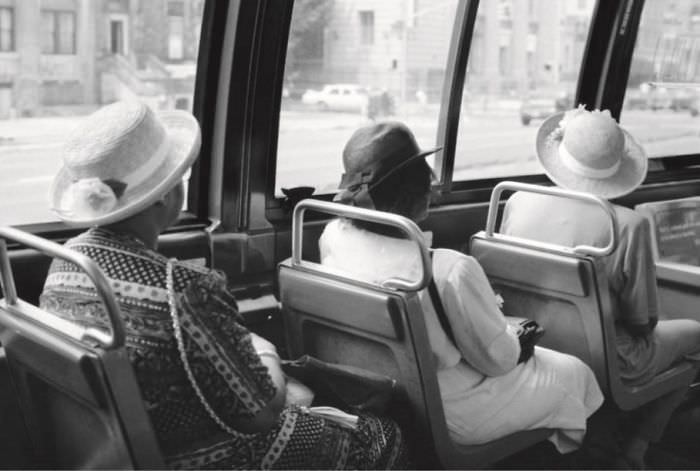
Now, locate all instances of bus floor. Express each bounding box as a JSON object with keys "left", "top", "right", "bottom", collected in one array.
[{"left": 494, "top": 394, "right": 700, "bottom": 469}]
